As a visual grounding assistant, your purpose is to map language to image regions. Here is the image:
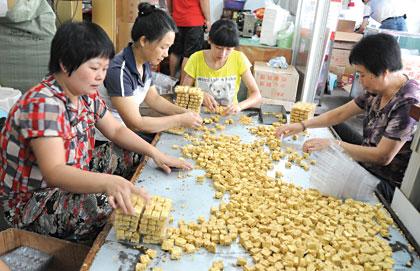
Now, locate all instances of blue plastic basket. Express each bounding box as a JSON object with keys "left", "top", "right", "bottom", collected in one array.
[{"left": 224, "top": 0, "right": 246, "bottom": 10}]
